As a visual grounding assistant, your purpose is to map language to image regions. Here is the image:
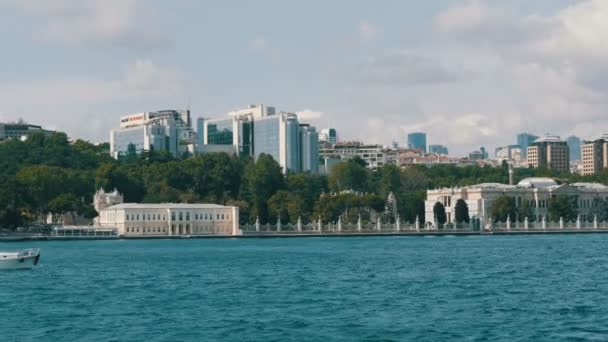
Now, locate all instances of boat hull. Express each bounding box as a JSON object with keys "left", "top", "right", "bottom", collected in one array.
[{"left": 0, "top": 254, "right": 40, "bottom": 270}]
